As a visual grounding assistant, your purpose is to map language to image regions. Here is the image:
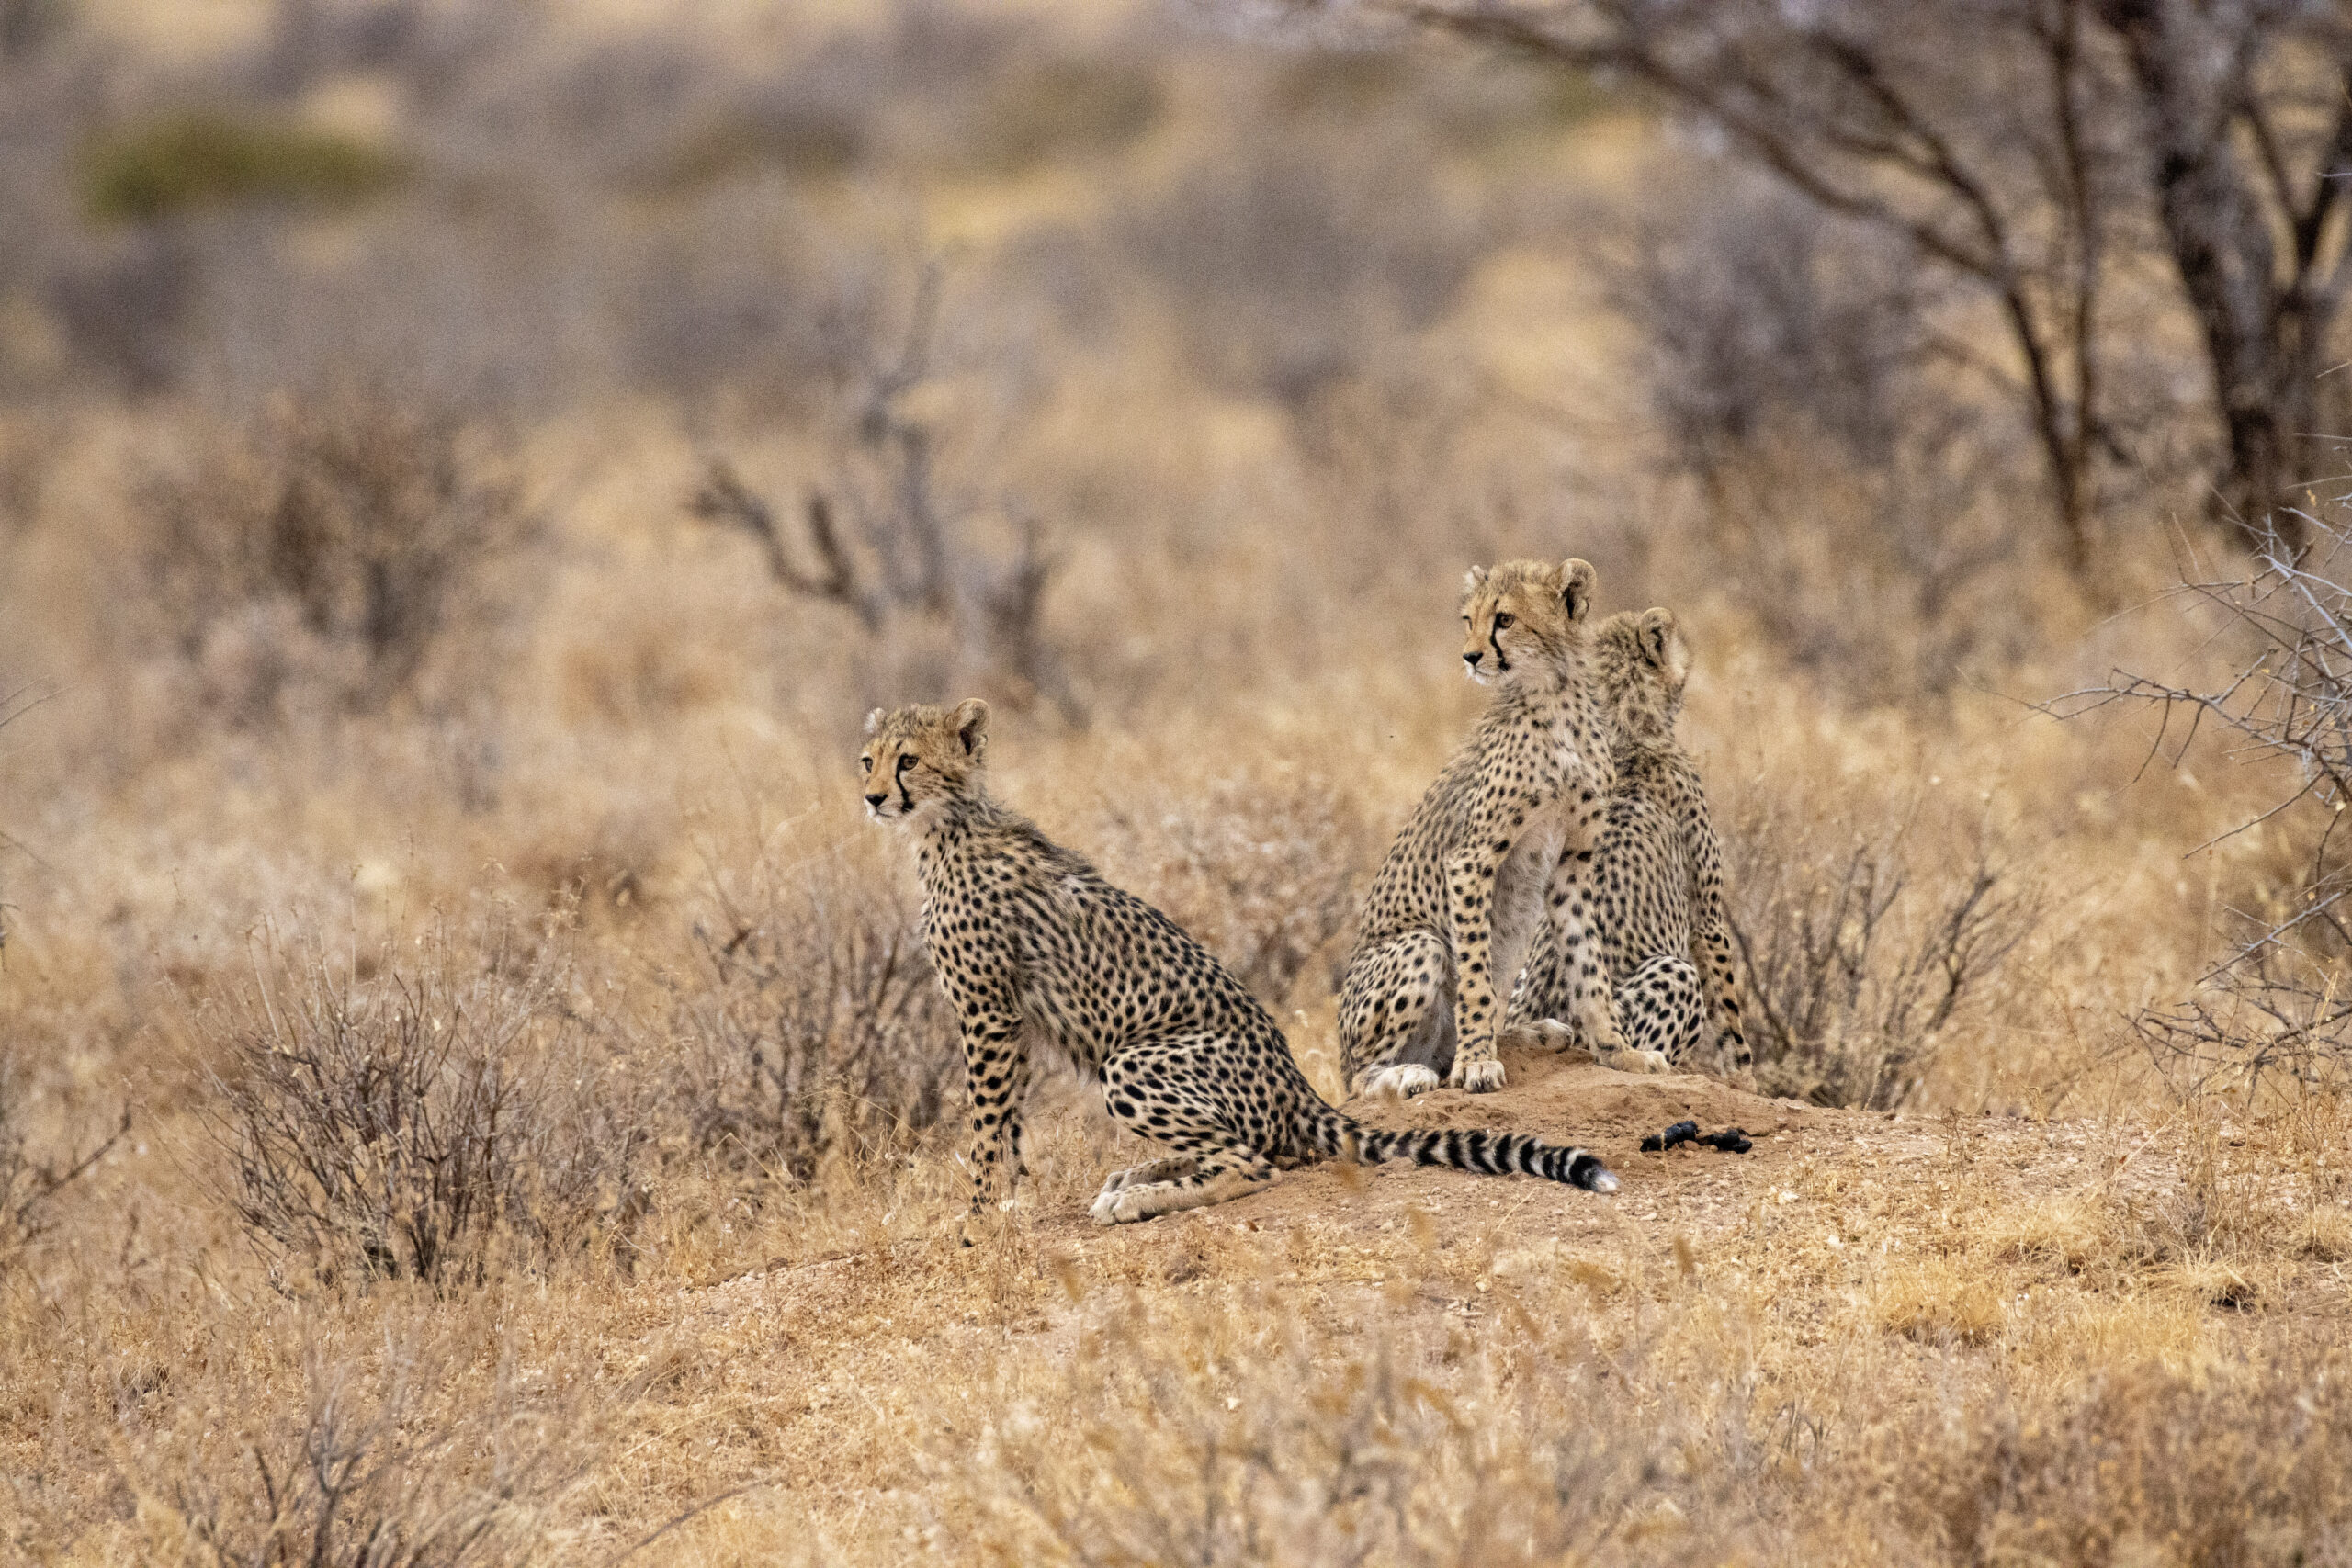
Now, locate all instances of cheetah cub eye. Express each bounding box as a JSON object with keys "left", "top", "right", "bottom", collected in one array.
[{"left": 1493, "top": 612, "right": 1514, "bottom": 631}]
